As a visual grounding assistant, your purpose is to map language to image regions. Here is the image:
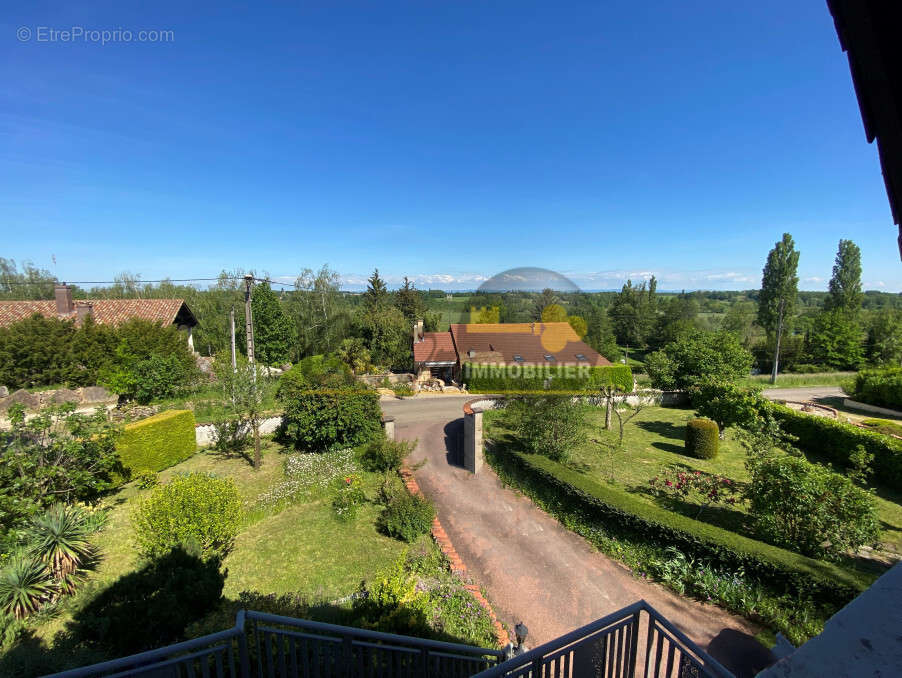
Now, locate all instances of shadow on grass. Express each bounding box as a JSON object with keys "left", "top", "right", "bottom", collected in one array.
[
  {"left": 635, "top": 419, "right": 685, "bottom": 441},
  {"left": 651, "top": 441, "right": 685, "bottom": 454}
]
